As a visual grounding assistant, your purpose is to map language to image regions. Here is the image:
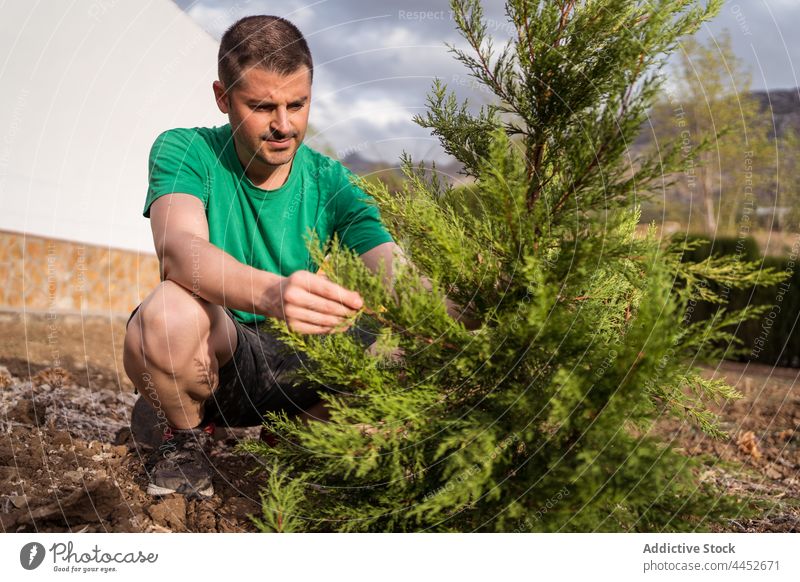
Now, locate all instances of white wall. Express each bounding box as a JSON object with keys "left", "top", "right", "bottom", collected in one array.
[{"left": 0, "top": 0, "right": 224, "bottom": 253}]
